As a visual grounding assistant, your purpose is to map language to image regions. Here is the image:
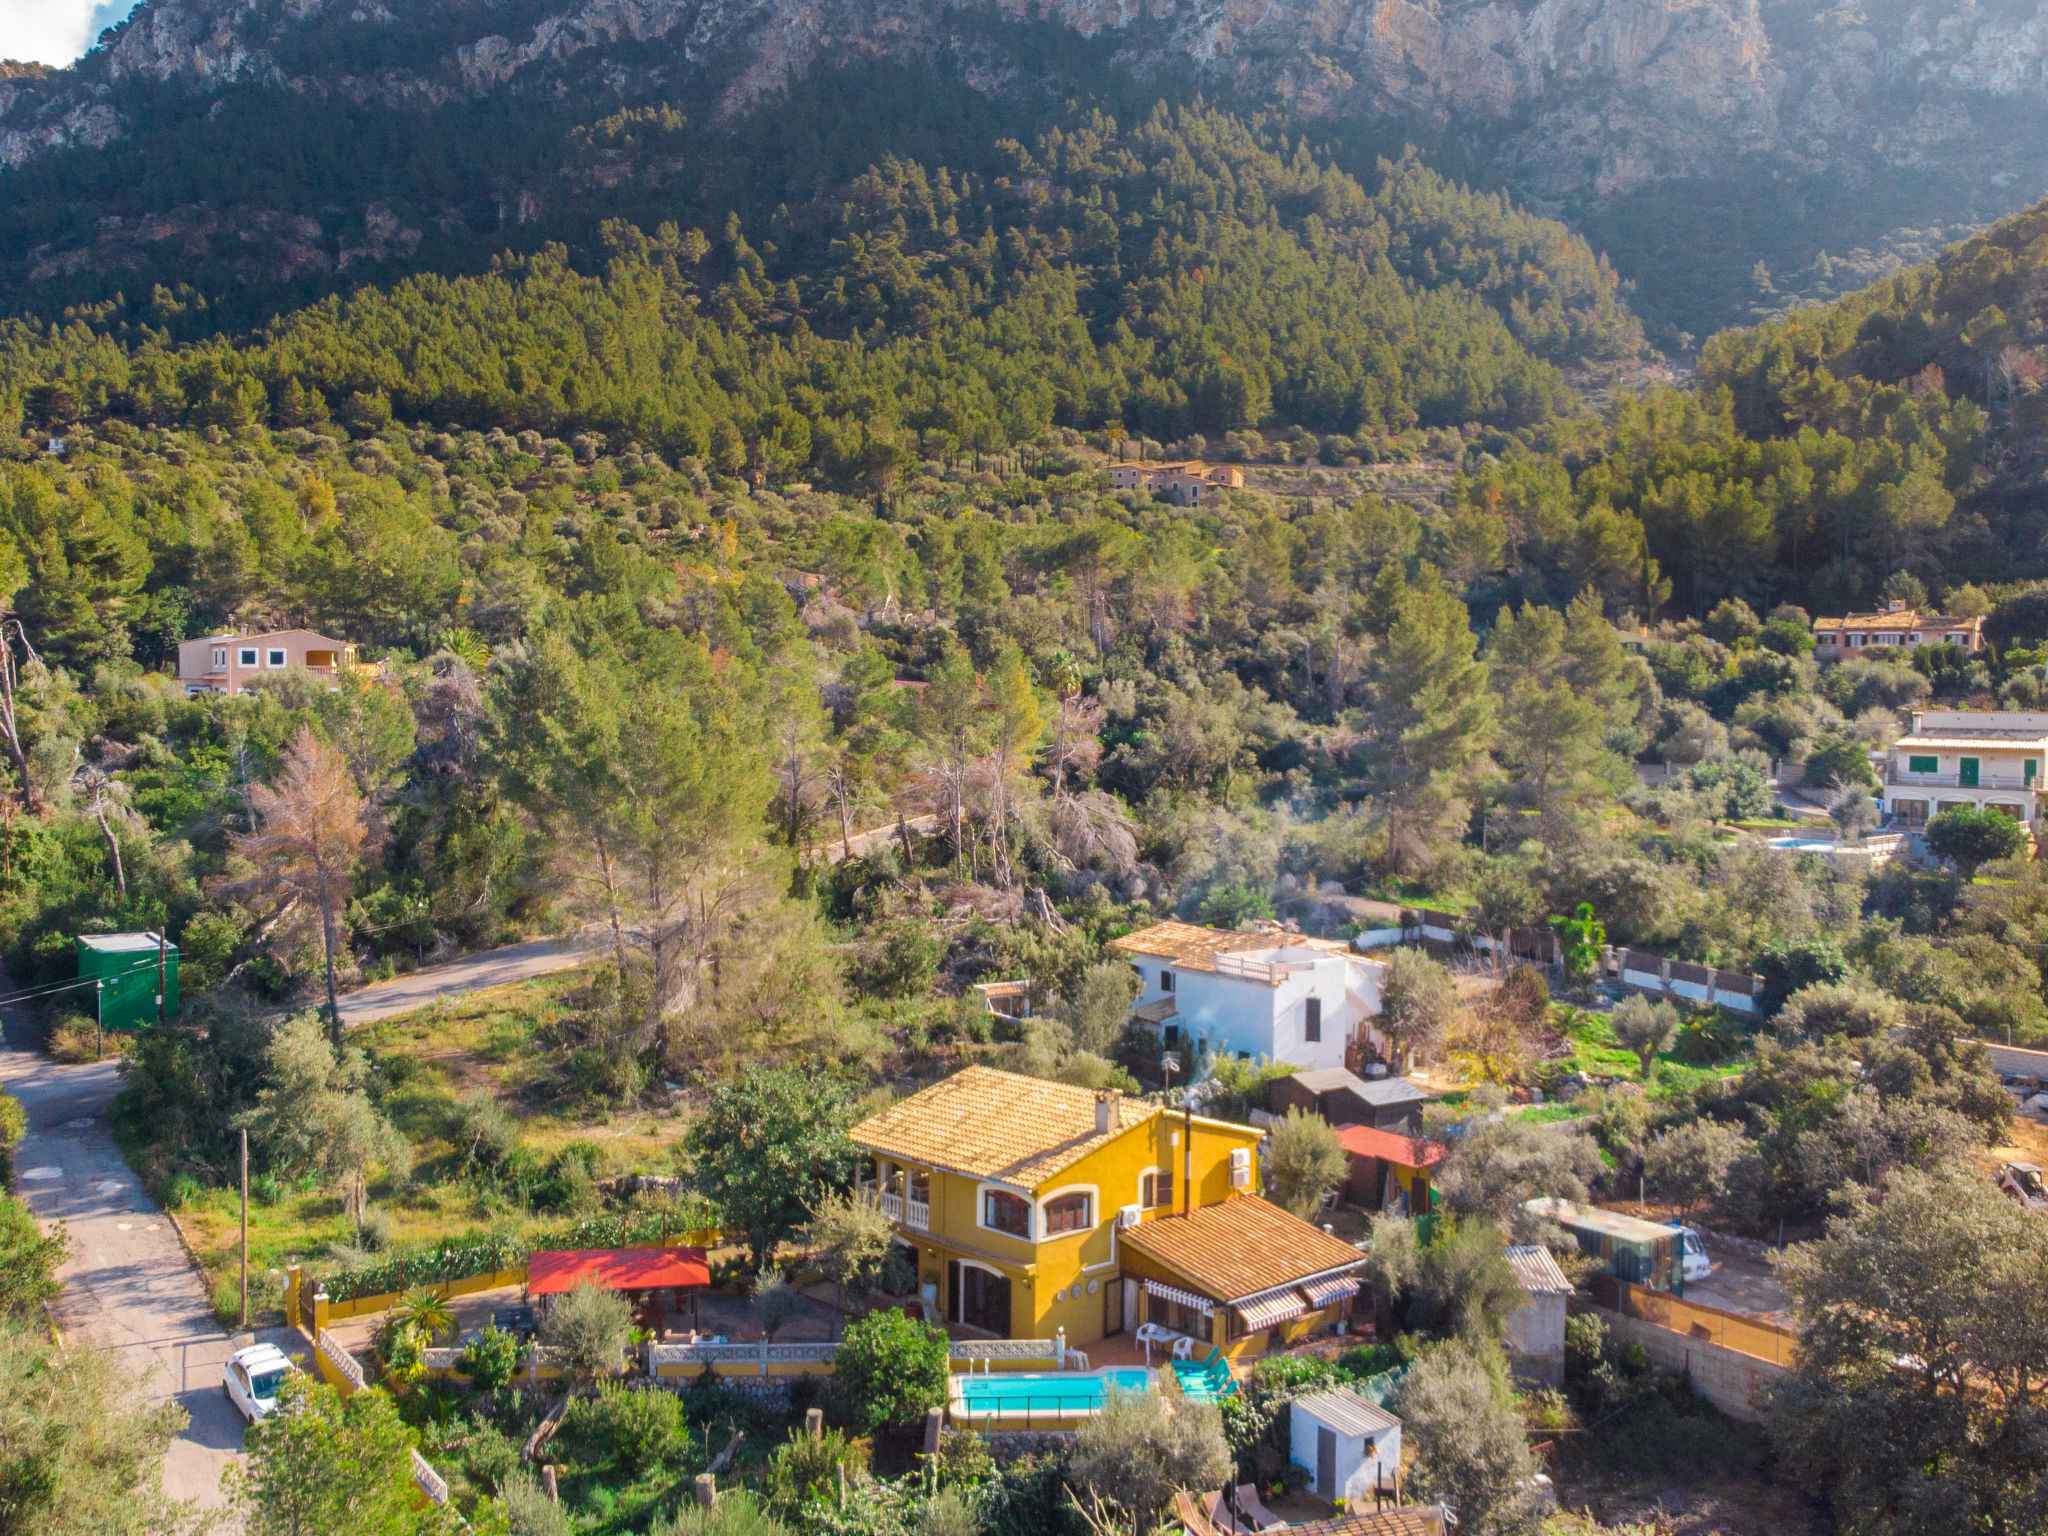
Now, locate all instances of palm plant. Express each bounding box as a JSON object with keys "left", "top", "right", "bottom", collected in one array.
[{"left": 390, "top": 1287, "right": 458, "bottom": 1348}]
